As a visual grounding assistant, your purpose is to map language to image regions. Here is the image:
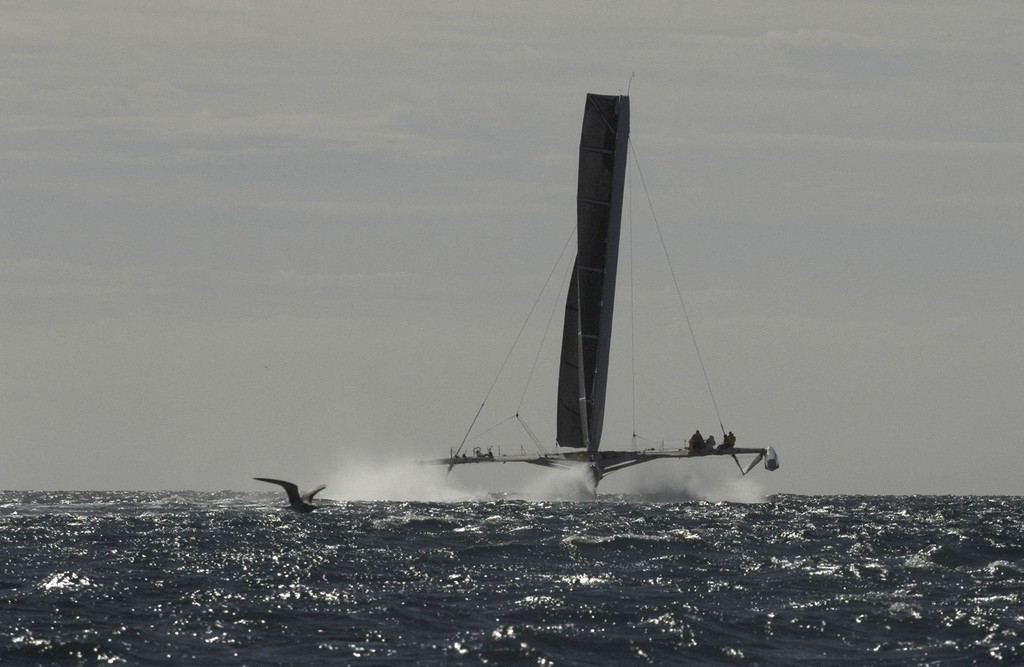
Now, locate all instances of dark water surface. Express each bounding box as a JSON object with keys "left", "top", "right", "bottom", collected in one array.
[{"left": 1, "top": 493, "right": 1021, "bottom": 664}]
